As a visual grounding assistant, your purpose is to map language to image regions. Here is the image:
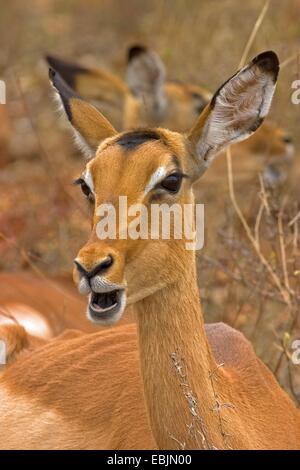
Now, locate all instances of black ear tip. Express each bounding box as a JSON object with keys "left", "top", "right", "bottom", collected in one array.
[
  {"left": 253, "top": 51, "right": 280, "bottom": 78},
  {"left": 127, "top": 45, "right": 148, "bottom": 62},
  {"left": 45, "top": 55, "right": 57, "bottom": 68}
]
